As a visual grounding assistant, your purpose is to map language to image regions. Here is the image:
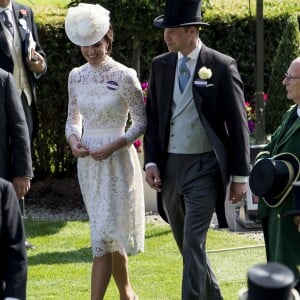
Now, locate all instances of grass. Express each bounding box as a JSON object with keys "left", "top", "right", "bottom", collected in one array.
[
  {"left": 18, "top": 0, "right": 69, "bottom": 8},
  {"left": 25, "top": 219, "right": 266, "bottom": 299}
]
